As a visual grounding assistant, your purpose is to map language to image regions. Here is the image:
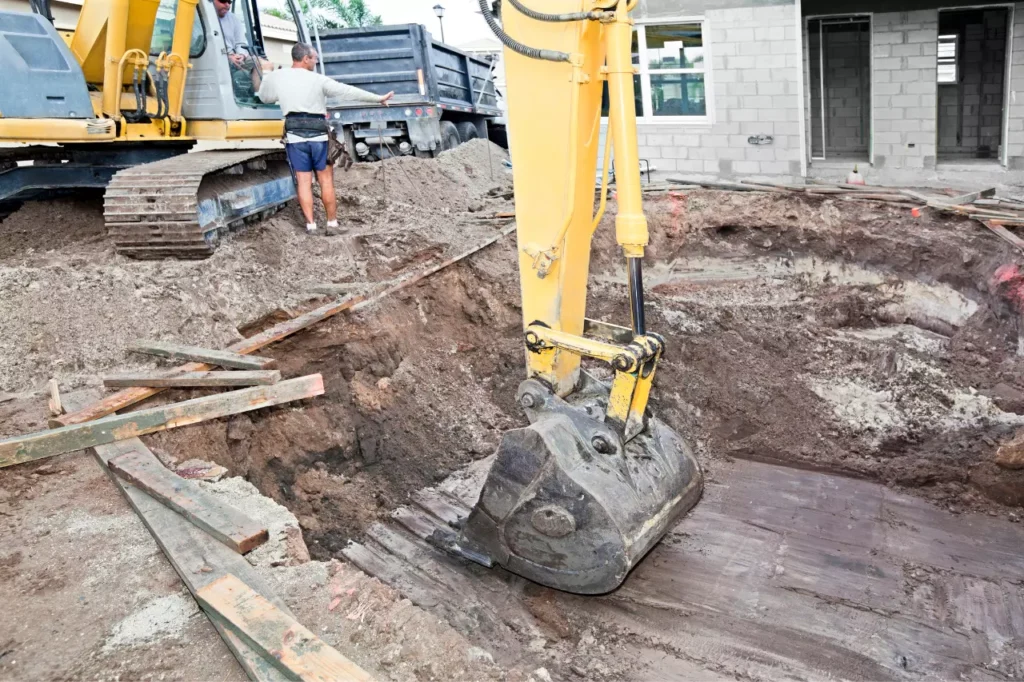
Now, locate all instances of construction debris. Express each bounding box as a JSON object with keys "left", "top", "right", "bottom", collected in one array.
[
  {"left": 130, "top": 341, "right": 279, "bottom": 371},
  {"left": 108, "top": 448, "right": 269, "bottom": 554},
  {"left": 102, "top": 370, "right": 282, "bottom": 388},
  {"left": 0, "top": 375, "right": 325, "bottom": 468},
  {"left": 47, "top": 378, "right": 62, "bottom": 417},
  {"left": 196, "top": 574, "right": 374, "bottom": 682}
]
